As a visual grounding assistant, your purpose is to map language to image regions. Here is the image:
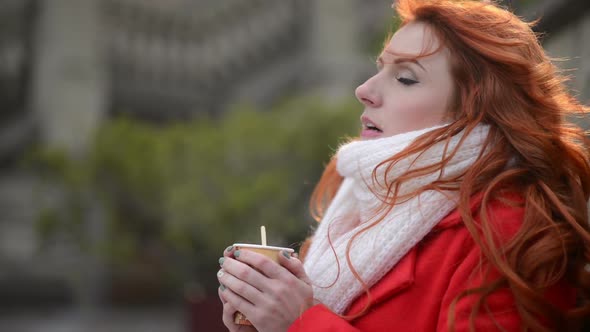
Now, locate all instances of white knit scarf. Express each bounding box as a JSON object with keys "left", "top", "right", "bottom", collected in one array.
[{"left": 303, "top": 124, "right": 490, "bottom": 315}]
